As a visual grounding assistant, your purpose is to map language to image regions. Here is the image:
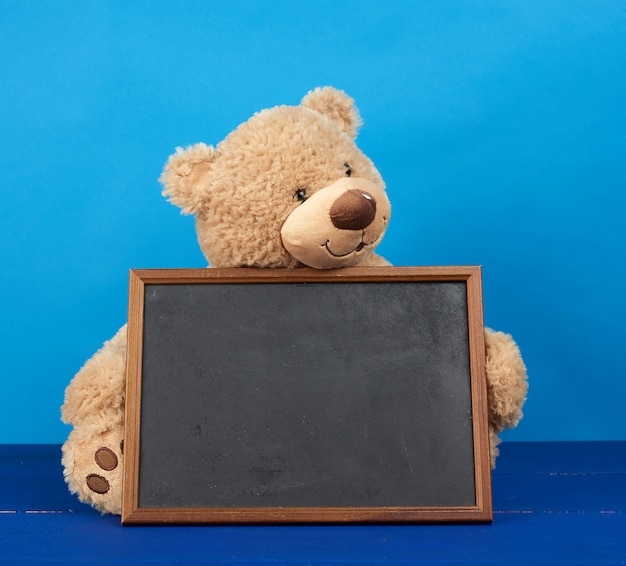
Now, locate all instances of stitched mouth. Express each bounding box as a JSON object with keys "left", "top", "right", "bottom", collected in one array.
[
  {"left": 323, "top": 217, "right": 388, "bottom": 258},
  {"left": 324, "top": 240, "right": 366, "bottom": 258}
]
